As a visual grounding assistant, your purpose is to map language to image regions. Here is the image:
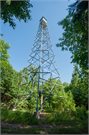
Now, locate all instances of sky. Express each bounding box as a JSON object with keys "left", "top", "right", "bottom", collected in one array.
[{"left": 1, "top": 0, "right": 76, "bottom": 84}]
